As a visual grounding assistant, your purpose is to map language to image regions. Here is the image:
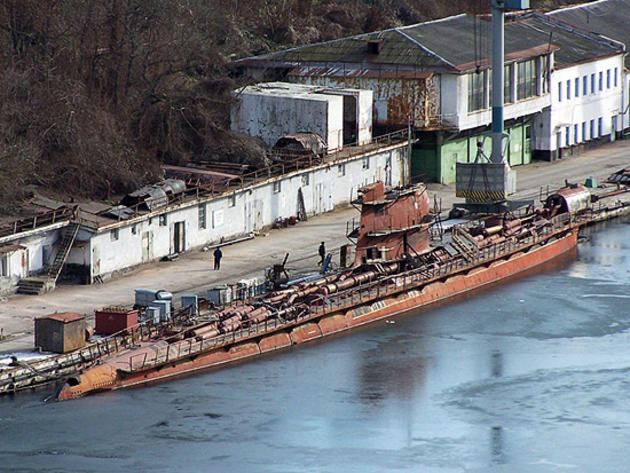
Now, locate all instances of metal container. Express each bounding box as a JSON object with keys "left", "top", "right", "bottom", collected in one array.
[
  {"left": 180, "top": 294, "right": 198, "bottom": 316},
  {"left": 207, "top": 285, "right": 232, "bottom": 305},
  {"left": 135, "top": 289, "right": 172, "bottom": 307},
  {"left": 34, "top": 313, "right": 86, "bottom": 353},
  {"left": 94, "top": 308, "right": 139, "bottom": 335},
  {"left": 145, "top": 307, "right": 161, "bottom": 325},
  {"left": 149, "top": 300, "right": 171, "bottom": 322}
]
